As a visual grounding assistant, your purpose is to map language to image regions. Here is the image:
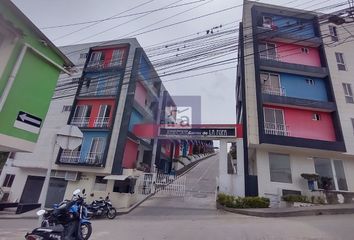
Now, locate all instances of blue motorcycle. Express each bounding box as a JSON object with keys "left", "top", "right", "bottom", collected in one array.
[{"left": 25, "top": 189, "right": 92, "bottom": 240}]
